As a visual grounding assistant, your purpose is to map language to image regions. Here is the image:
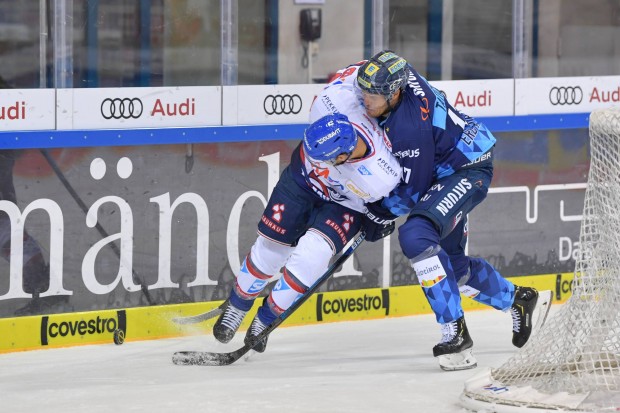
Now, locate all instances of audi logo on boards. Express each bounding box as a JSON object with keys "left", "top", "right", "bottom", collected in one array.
[
  {"left": 263, "top": 94, "right": 303, "bottom": 115},
  {"left": 101, "top": 98, "right": 144, "bottom": 119},
  {"left": 549, "top": 86, "right": 583, "bottom": 105}
]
